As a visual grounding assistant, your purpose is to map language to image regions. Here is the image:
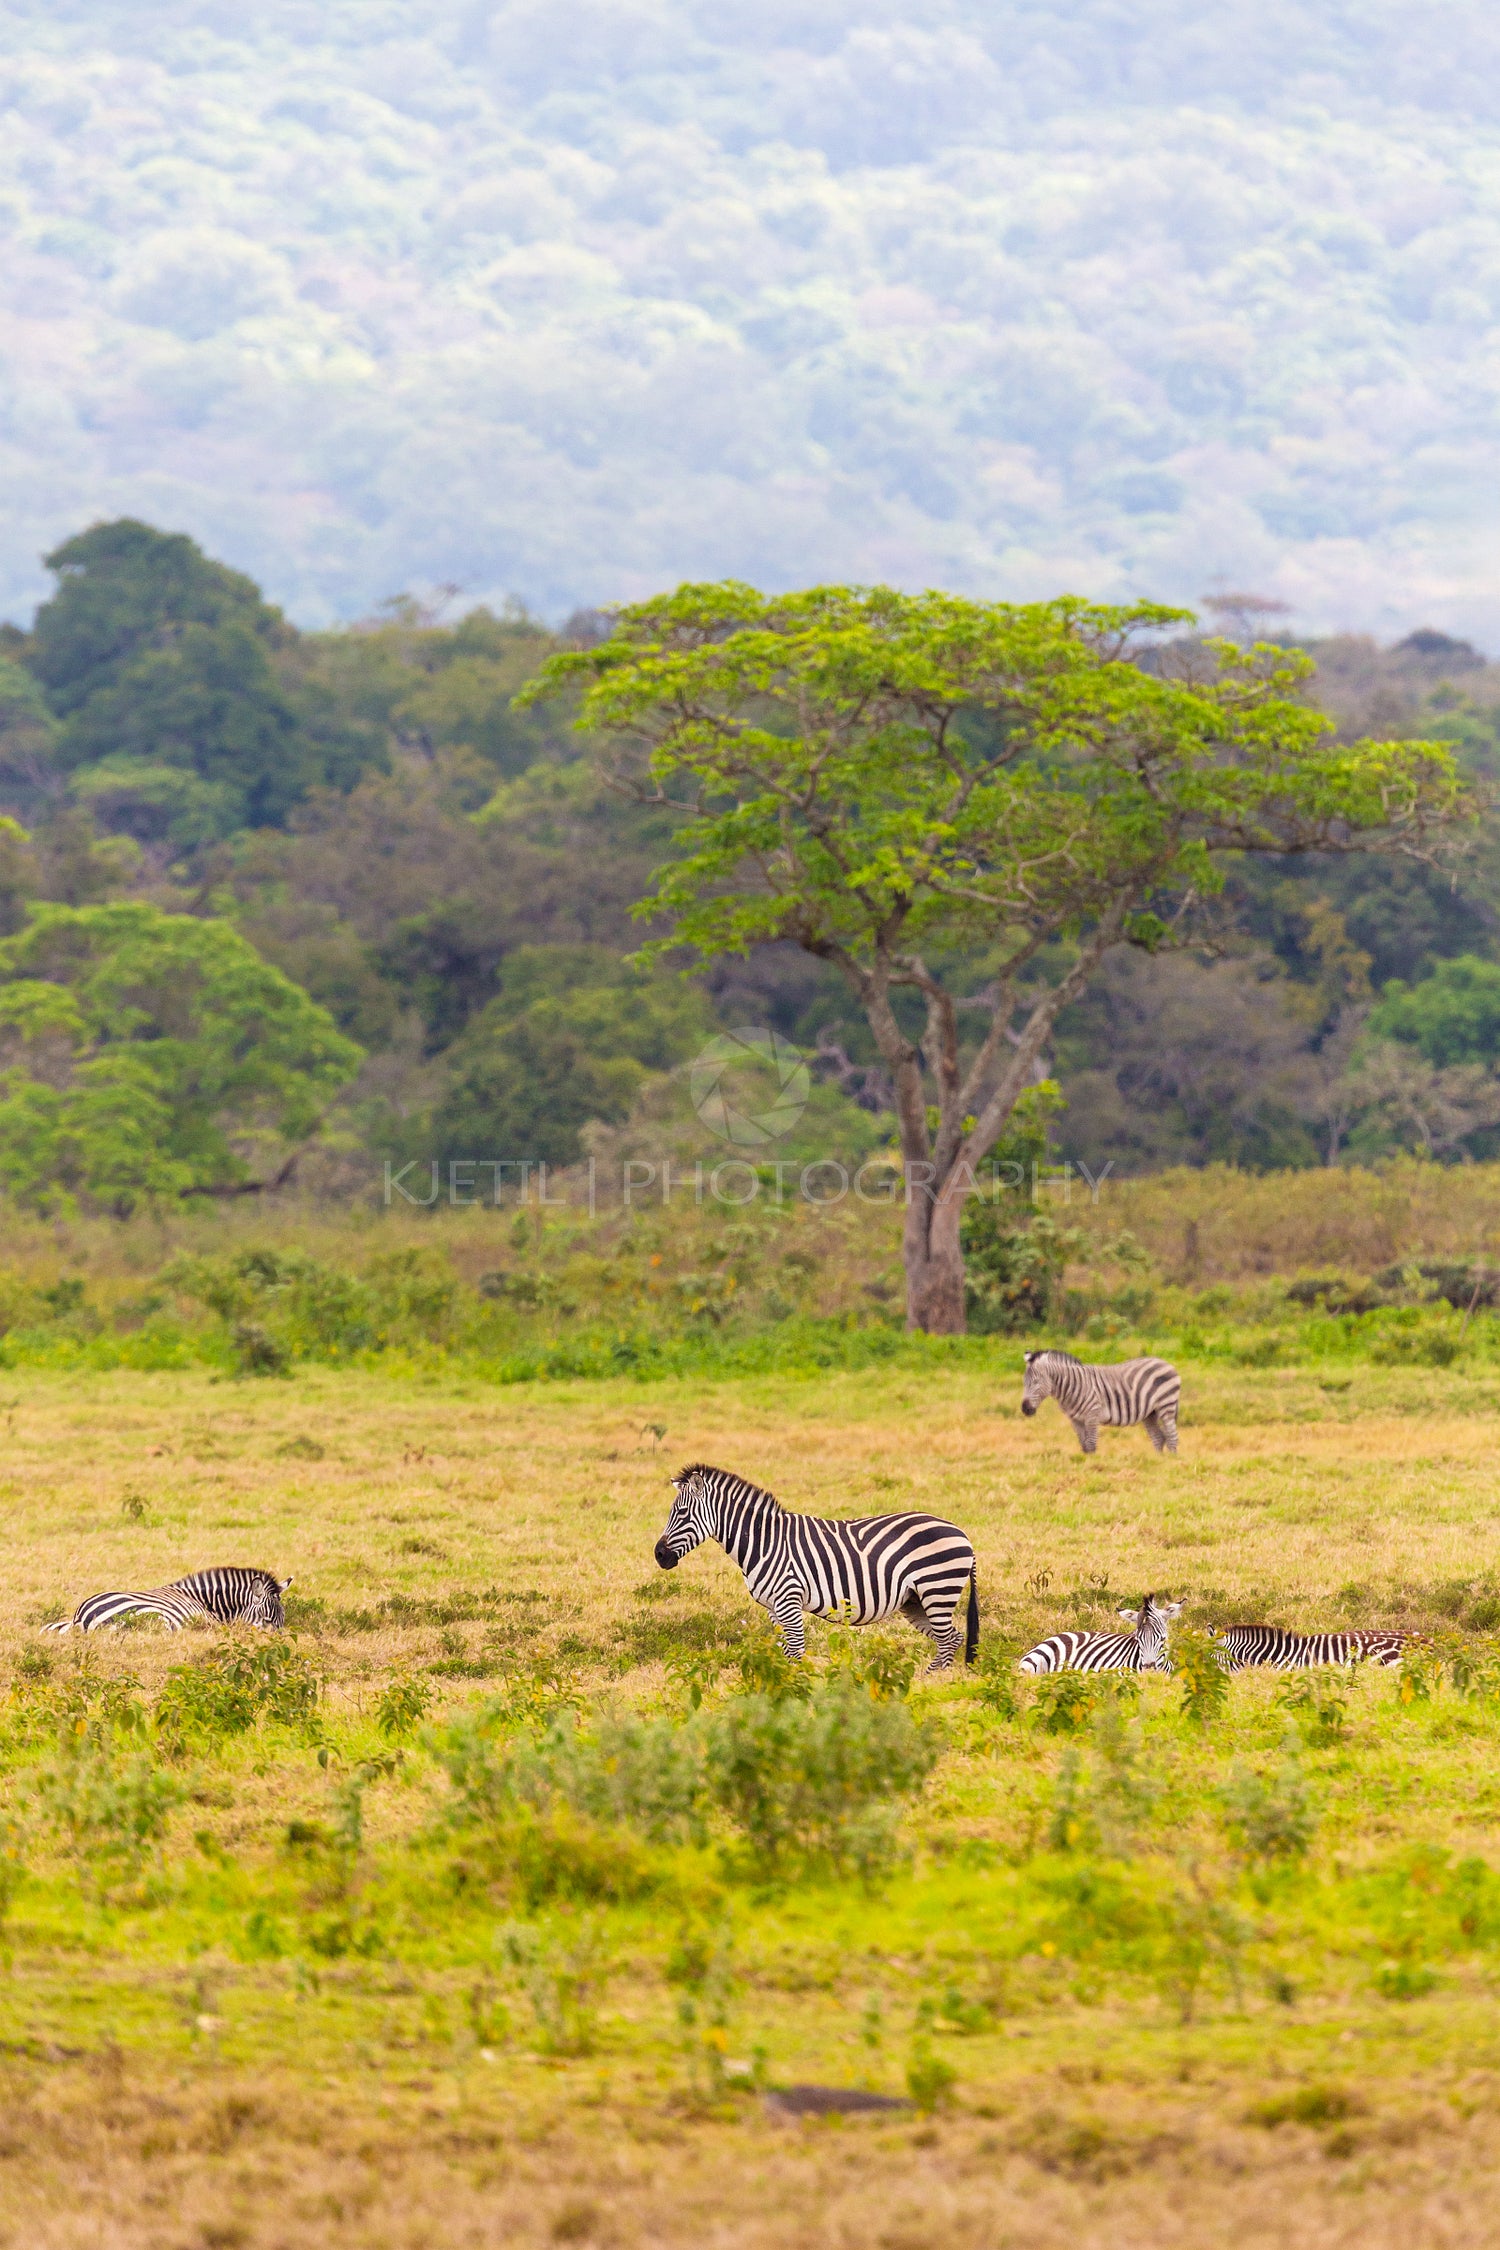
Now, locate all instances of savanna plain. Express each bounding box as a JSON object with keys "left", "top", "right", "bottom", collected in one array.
[{"left": 8, "top": 1350, "right": 1500, "bottom": 2249}]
